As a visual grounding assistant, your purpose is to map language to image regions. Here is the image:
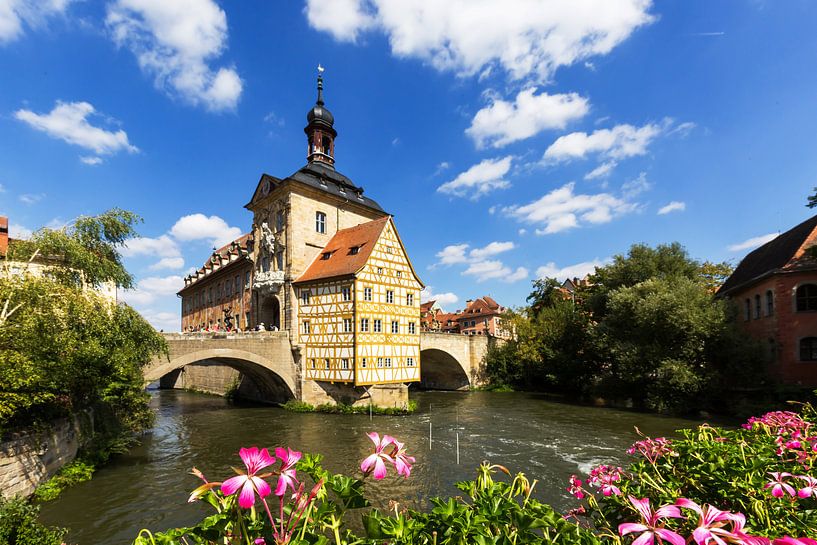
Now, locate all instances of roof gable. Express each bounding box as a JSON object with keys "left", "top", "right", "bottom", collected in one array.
[
  {"left": 719, "top": 214, "right": 817, "bottom": 295},
  {"left": 294, "top": 217, "right": 389, "bottom": 283}
]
